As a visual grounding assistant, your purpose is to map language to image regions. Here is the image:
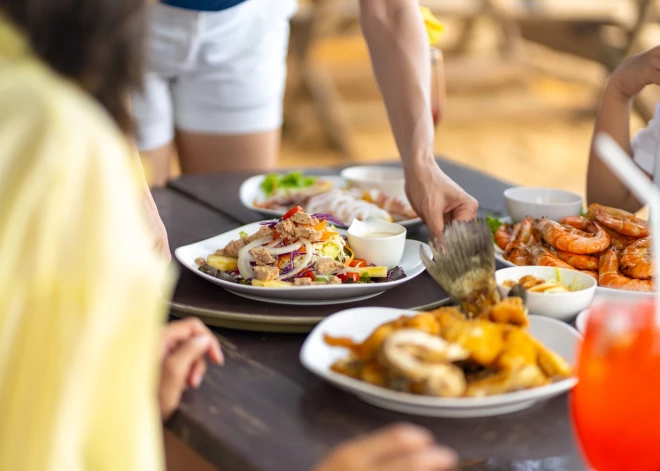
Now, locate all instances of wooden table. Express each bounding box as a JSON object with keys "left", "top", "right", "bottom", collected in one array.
[{"left": 155, "top": 161, "right": 587, "bottom": 471}]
